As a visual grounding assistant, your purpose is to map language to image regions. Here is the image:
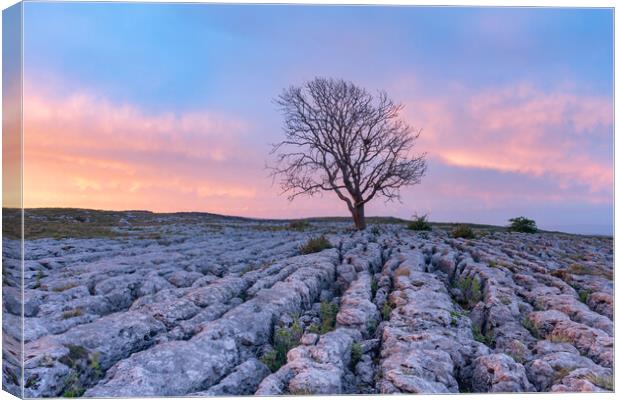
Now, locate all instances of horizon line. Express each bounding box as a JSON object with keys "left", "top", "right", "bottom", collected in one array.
[{"left": 3, "top": 206, "right": 613, "bottom": 237}]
